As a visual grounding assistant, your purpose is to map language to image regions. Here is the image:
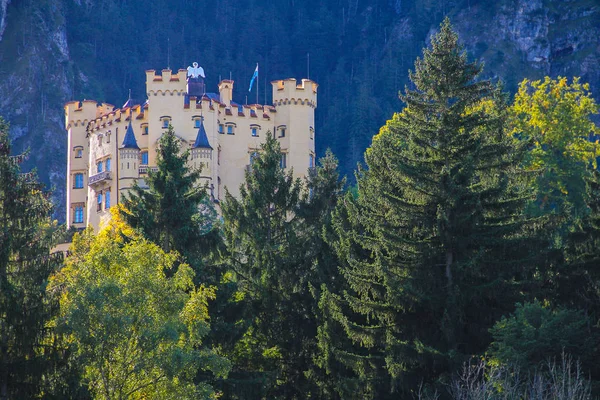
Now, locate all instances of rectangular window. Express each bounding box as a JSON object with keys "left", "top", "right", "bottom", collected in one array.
[
  {"left": 279, "top": 127, "right": 286, "bottom": 138},
  {"left": 74, "top": 173, "right": 84, "bottom": 189},
  {"left": 195, "top": 119, "right": 201, "bottom": 128},
  {"left": 97, "top": 192, "right": 103, "bottom": 212},
  {"left": 162, "top": 119, "right": 169, "bottom": 128},
  {"left": 106, "top": 158, "right": 111, "bottom": 171},
  {"left": 143, "top": 126, "right": 149, "bottom": 135},
  {"left": 280, "top": 153, "right": 287, "bottom": 169},
  {"left": 75, "top": 148, "right": 83, "bottom": 158},
  {"left": 227, "top": 125, "right": 234, "bottom": 135},
  {"left": 218, "top": 124, "right": 224, "bottom": 134},
  {"left": 105, "top": 191, "right": 111, "bottom": 209},
  {"left": 309, "top": 154, "right": 314, "bottom": 168},
  {"left": 251, "top": 127, "right": 258, "bottom": 137},
  {"left": 74, "top": 206, "right": 84, "bottom": 223},
  {"left": 97, "top": 161, "right": 103, "bottom": 173},
  {"left": 141, "top": 151, "right": 148, "bottom": 165}
]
